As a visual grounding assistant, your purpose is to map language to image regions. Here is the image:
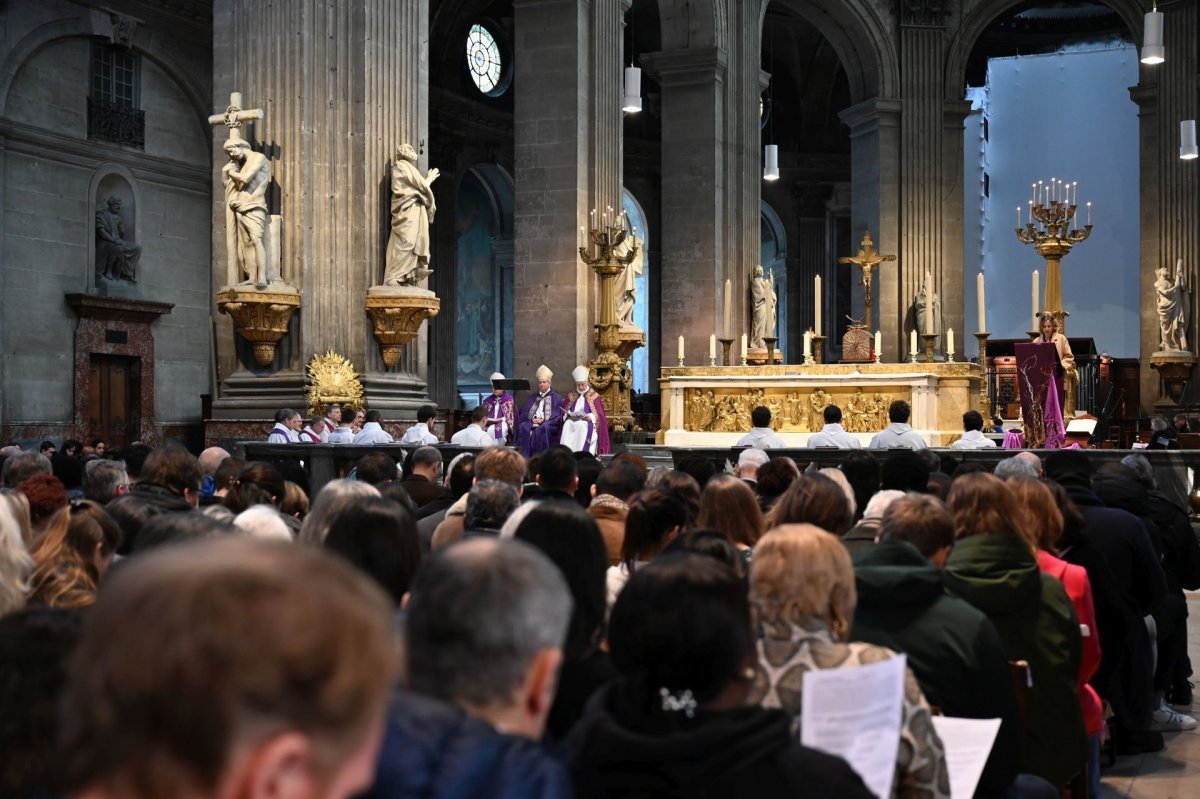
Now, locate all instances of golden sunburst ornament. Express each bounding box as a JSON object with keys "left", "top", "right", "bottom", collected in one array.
[{"left": 306, "top": 351, "right": 364, "bottom": 416}]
